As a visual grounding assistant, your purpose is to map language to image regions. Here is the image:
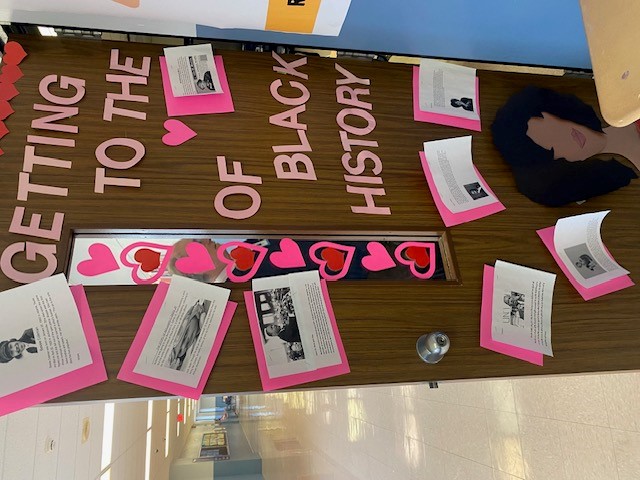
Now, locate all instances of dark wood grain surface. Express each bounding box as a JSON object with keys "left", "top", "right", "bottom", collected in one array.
[{"left": 1, "top": 36, "right": 638, "bottom": 402}]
